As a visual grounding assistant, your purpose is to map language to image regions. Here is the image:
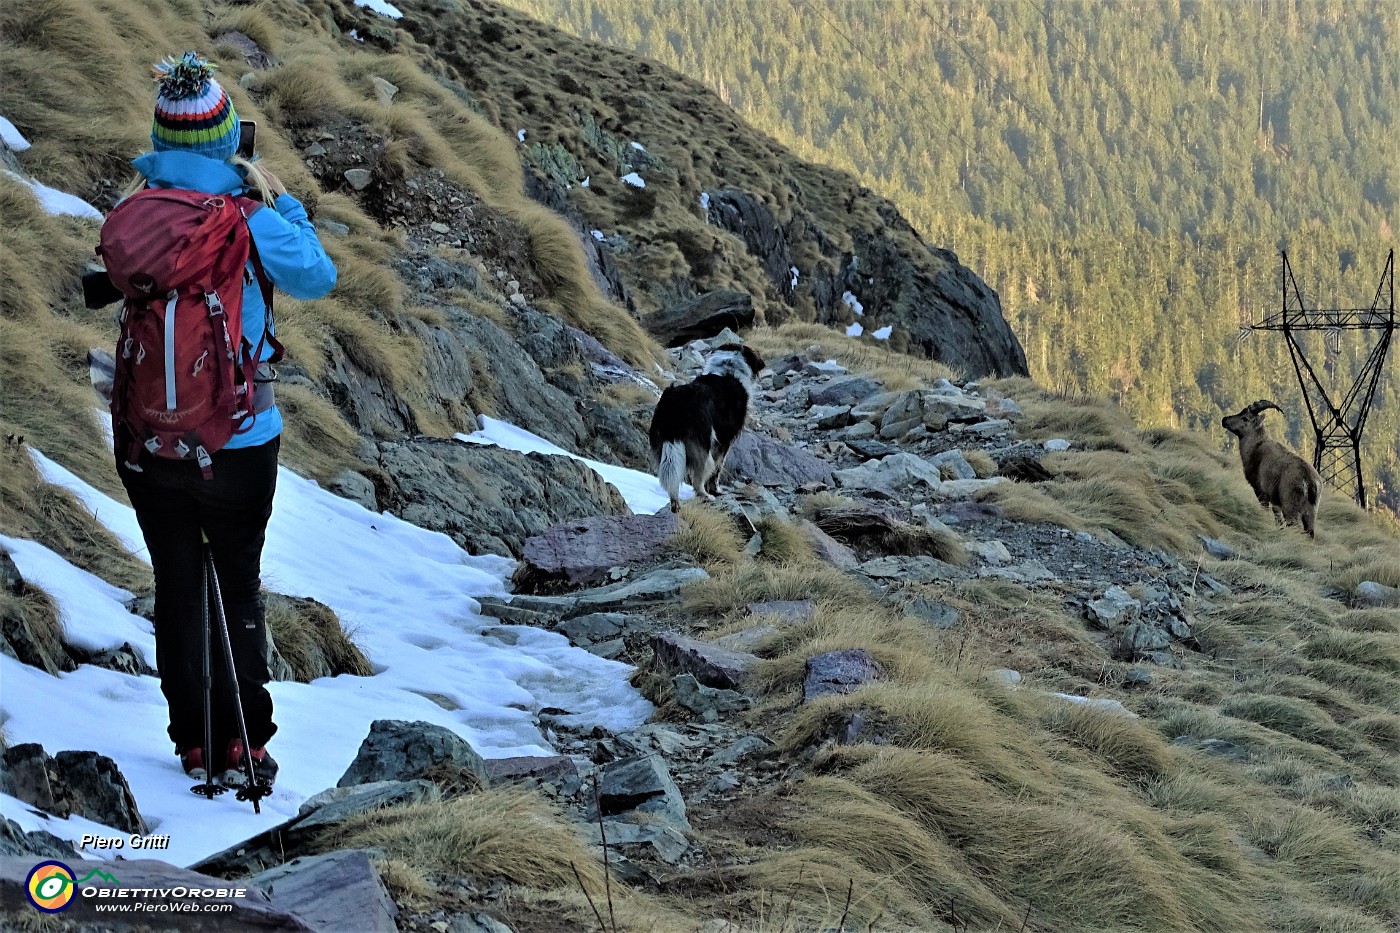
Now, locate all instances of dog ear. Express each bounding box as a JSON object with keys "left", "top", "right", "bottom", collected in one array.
[{"left": 741, "top": 346, "right": 765, "bottom": 374}]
